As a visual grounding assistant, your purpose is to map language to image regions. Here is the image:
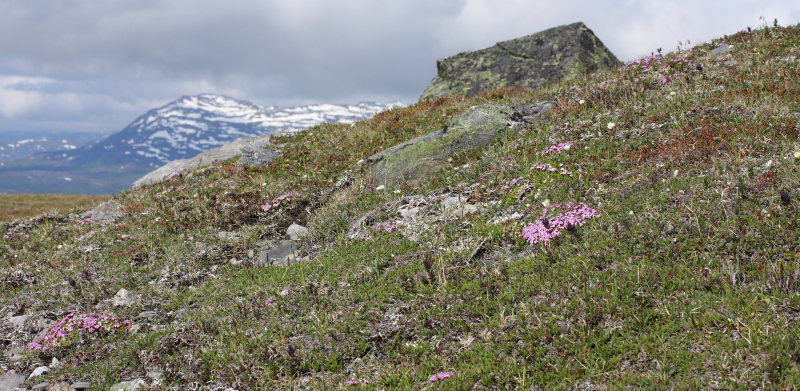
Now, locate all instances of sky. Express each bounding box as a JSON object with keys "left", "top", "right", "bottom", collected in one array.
[{"left": 0, "top": 0, "right": 798, "bottom": 135}]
